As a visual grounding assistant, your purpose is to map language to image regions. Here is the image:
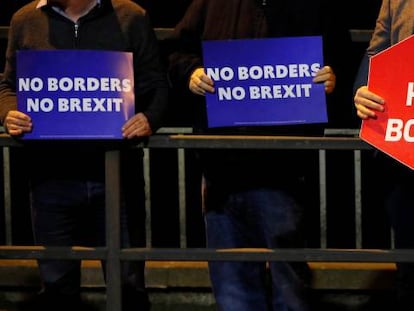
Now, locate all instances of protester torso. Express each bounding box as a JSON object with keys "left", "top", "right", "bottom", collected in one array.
[
  {"left": 169, "top": 0, "right": 342, "bottom": 190},
  {"left": 4, "top": 0, "right": 162, "bottom": 180}
]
